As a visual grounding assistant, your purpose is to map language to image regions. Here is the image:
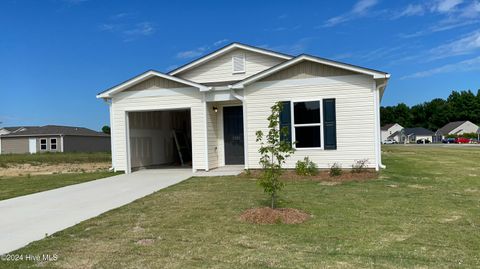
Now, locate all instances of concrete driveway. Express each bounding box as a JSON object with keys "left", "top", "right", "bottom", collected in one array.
[{"left": 0, "top": 169, "right": 193, "bottom": 254}]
